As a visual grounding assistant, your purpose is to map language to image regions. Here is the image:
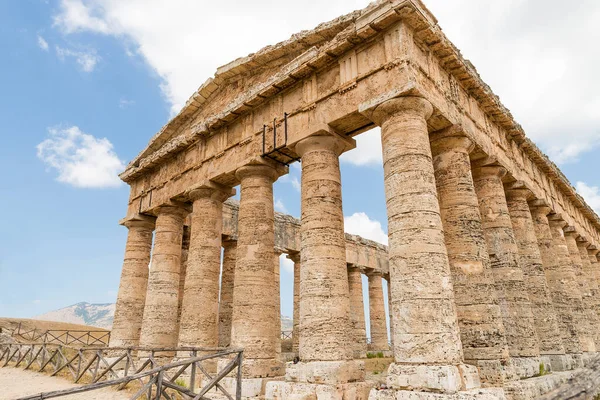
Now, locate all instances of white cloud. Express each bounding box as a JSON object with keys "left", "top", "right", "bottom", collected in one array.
[
  {"left": 55, "top": 45, "right": 99, "bottom": 72},
  {"left": 340, "top": 128, "right": 382, "bottom": 167},
  {"left": 37, "top": 126, "right": 125, "bottom": 188},
  {"left": 37, "top": 35, "right": 49, "bottom": 51},
  {"left": 344, "top": 212, "right": 388, "bottom": 245},
  {"left": 280, "top": 254, "right": 294, "bottom": 273},
  {"left": 119, "top": 98, "right": 135, "bottom": 109},
  {"left": 279, "top": 174, "right": 301, "bottom": 192},
  {"left": 274, "top": 199, "right": 288, "bottom": 214},
  {"left": 576, "top": 181, "right": 600, "bottom": 214}
]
